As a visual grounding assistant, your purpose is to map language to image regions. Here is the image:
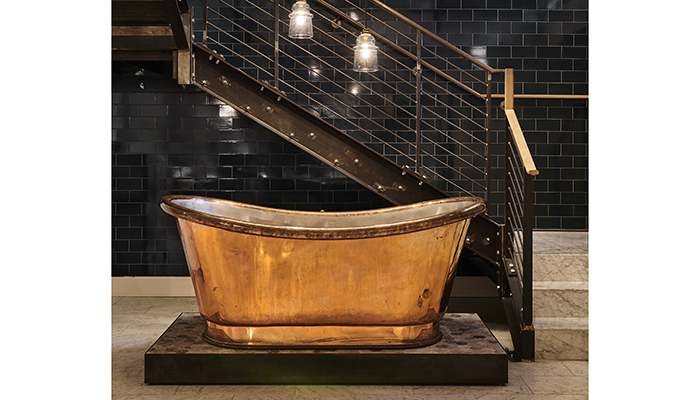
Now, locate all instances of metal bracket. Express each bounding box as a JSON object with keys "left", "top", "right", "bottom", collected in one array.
[{"left": 464, "top": 214, "right": 501, "bottom": 267}]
